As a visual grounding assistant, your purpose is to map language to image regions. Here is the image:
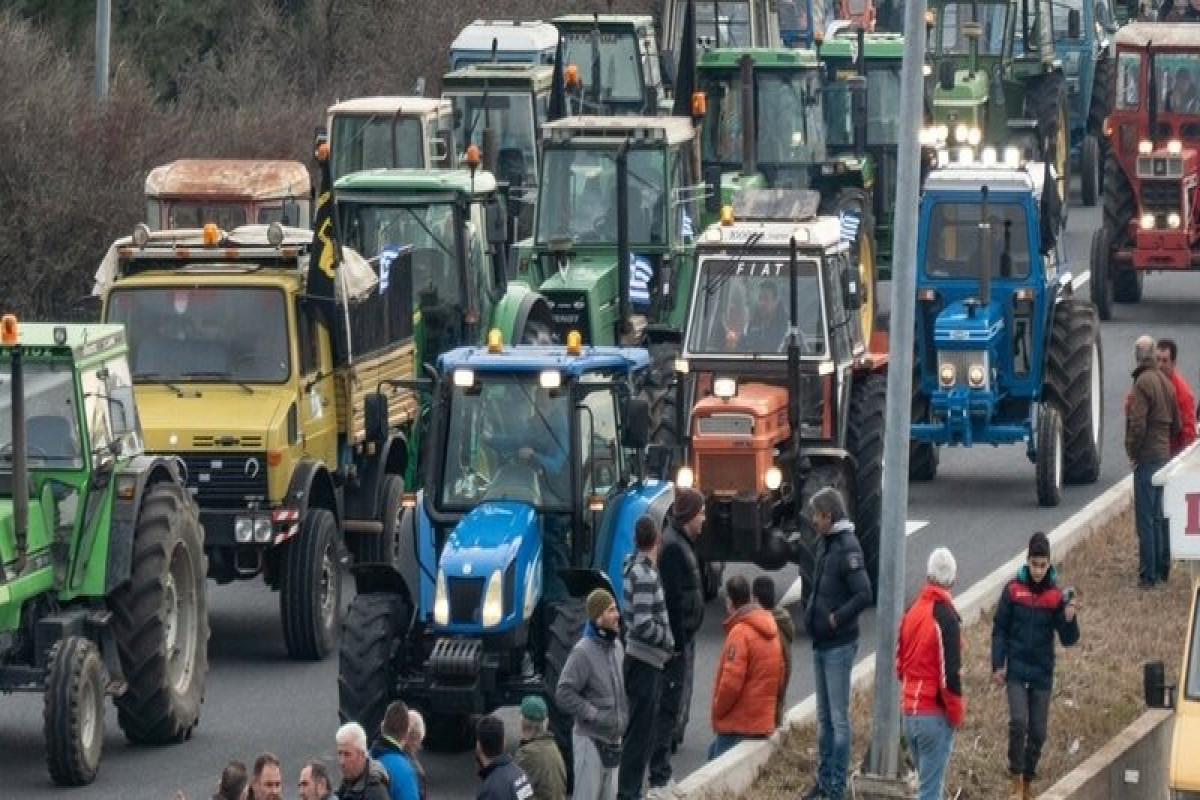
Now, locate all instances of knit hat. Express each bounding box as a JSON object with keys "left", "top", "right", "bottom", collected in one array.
[
  {"left": 1028, "top": 531, "right": 1050, "bottom": 559},
  {"left": 520, "top": 695, "right": 548, "bottom": 722},
  {"left": 586, "top": 588, "right": 615, "bottom": 621},
  {"left": 927, "top": 547, "right": 957, "bottom": 587},
  {"left": 672, "top": 487, "right": 705, "bottom": 526}
]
